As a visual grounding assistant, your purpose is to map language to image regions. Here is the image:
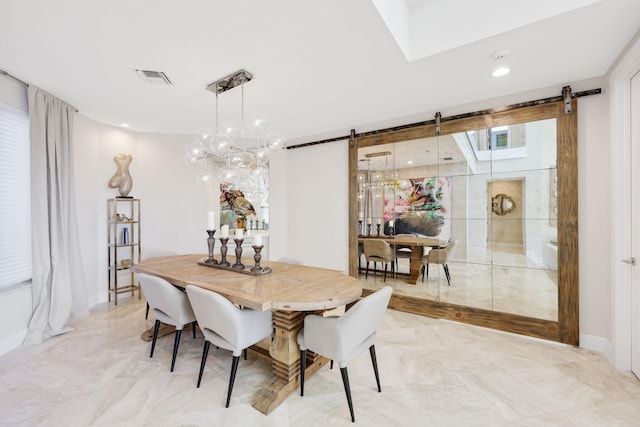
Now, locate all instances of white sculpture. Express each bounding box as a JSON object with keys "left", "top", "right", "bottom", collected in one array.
[{"left": 108, "top": 154, "right": 133, "bottom": 197}]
